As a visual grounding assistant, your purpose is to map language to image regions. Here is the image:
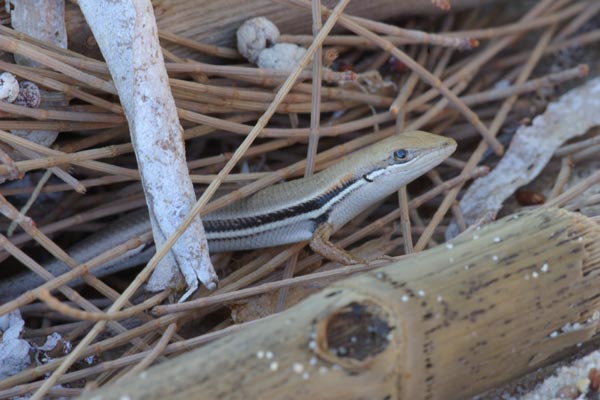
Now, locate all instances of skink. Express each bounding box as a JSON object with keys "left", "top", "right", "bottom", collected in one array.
[{"left": 1, "top": 131, "right": 456, "bottom": 301}]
